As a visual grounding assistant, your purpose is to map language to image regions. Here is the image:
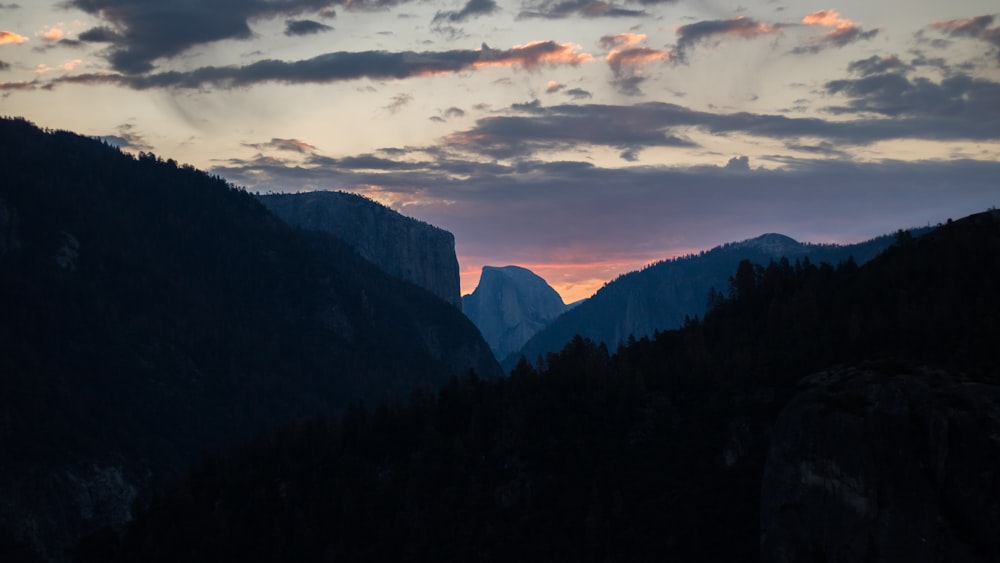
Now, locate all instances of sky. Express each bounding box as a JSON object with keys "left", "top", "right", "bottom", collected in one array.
[{"left": 2, "top": 0, "right": 999, "bottom": 302}]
